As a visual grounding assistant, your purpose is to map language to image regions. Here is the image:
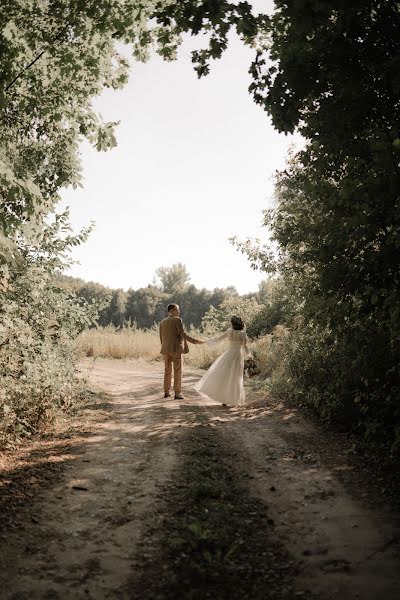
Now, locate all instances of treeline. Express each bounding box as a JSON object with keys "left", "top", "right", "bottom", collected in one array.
[{"left": 55, "top": 263, "right": 284, "bottom": 332}]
